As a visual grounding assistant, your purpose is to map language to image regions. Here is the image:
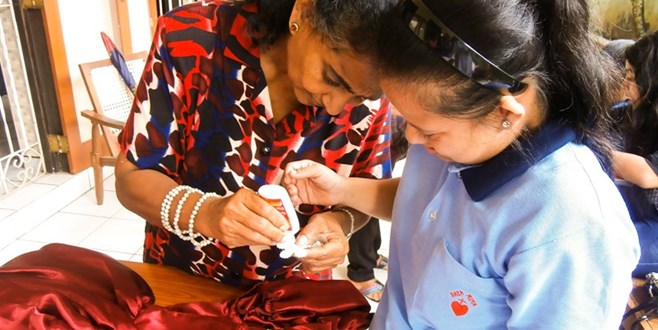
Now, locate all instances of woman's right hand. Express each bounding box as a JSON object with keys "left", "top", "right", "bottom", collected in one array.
[
  {"left": 283, "top": 160, "right": 347, "bottom": 207},
  {"left": 197, "top": 188, "right": 289, "bottom": 248}
]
